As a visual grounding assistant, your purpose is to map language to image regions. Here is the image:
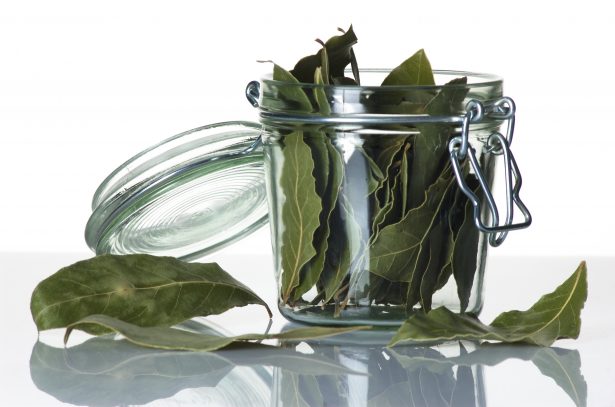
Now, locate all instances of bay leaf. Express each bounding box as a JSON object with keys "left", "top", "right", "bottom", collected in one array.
[
  {"left": 293, "top": 135, "right": 341, "bottom": 301},
  {"left": 279, "top": 132, "right": 322, "bottom": 303},
  {"left": 409, "top": 76, "right": 469, "bottom": 209},
  {"left": 381, "top": 48, "right": 435, "bottom": 86},
  {"left": 369, "top": 166, "right": 455, "bottom": 283},
  {"left": 452, "top": 175, "right": 481, "bottom": 312},
  {"left": 389, "top": 261, "right": 588, "bottom": 347},
  {"left": 271, "top": 62, "right": 314, "bottom": 112},
  {"left": 30, "top": 254, "right": 271, "bottom": 334},
  {"left": 321, "top": 195, "right": 363, "bottom": 303},
  {"left": 291, "top": 25, "right": 358, "bottom": 84},
  {"left": 314, "top": 67, "right": 332, "bottom": 115},
  {"left": 64, "top": 314, "right": 370, "bottom": 351}
]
